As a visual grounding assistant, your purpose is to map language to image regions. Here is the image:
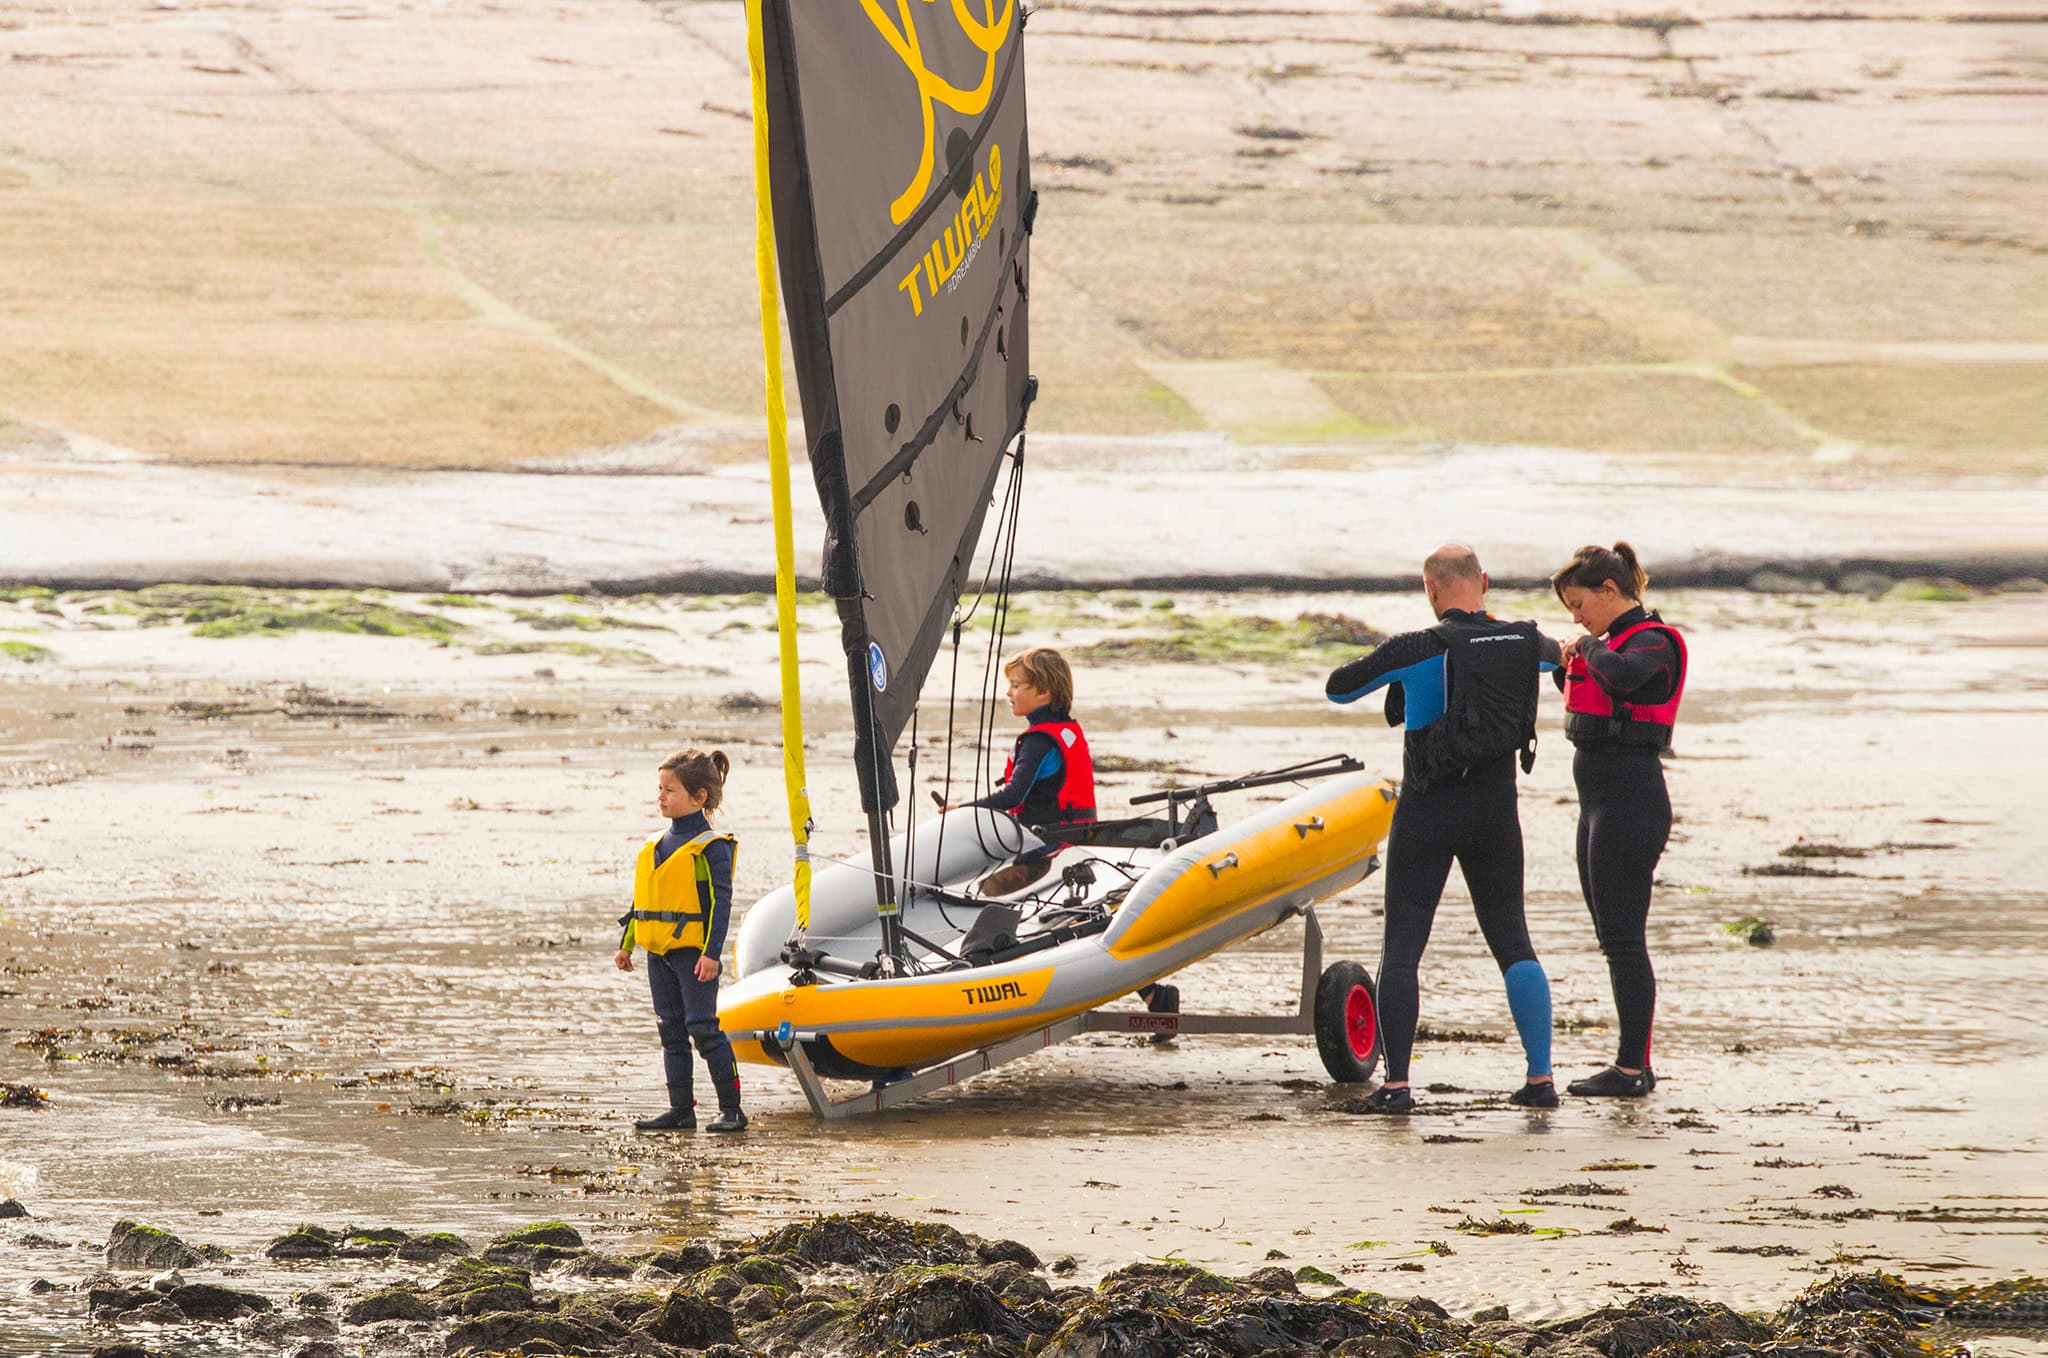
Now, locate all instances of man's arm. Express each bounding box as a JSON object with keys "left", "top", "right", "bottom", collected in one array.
[{"left": 1326, "top": 630, "right": 1442, "bottom": 705}]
